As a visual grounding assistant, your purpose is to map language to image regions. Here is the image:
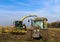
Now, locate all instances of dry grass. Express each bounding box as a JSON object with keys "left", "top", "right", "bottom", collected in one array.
[
  {"left": 1, "top": 27, "right": 60, "bottom": 42},
  {"left": 0, "top": 26, "right": 2, "bottom": 34},
  {"left": 48, "top": 28, "right": 60, "bottom": 42}
]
